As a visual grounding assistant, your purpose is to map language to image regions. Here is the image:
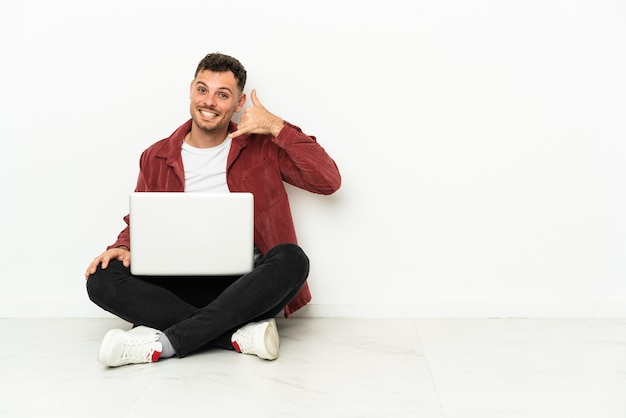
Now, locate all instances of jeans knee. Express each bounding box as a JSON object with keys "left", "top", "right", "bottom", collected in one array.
[
  {"left": 86, "top": 272, "right": 105, "bottom": 305},
  {"left": 86, "top": 270, "right": 111, "bottom": 306},
  {"left": 269, "top": 243, "right": 310, "bottom": 279},
  {"left": 85, "top": 260, "right": 124, "bottom": 306}
]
